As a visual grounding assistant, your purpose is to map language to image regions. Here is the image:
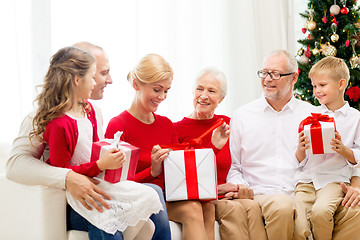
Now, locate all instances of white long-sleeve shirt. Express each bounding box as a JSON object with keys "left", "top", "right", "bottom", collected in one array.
[
  {"left": 227, "top": 97, "right": 316, "bottom": 195},
  {"left": 295, "top": 103, "right": 360, "bottom": 190},
  {"left": 6, "top": 104, "right": 104, "bottom": 189}
]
